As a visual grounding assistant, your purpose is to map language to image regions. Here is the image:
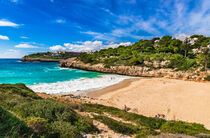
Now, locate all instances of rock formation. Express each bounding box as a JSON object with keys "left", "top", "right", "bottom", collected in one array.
[{"left": 59, "top": 58, "right": 207, "bottom": 81}]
